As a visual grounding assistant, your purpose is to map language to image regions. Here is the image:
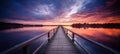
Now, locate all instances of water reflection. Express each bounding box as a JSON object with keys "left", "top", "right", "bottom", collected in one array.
[
  {"left": 2, "top": 26, "right": 56, "bottom": 32},
  {"left": 64, "top": 26, "right": 120, "bottom": 52},
  {"left": 0, "top": 26, "right": 56, "bottom": 52}
]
